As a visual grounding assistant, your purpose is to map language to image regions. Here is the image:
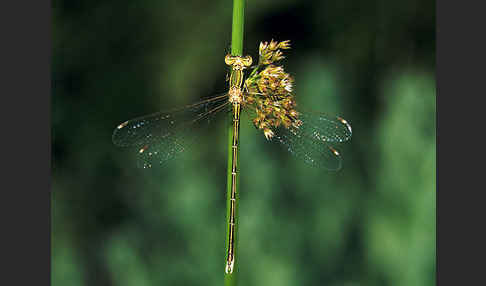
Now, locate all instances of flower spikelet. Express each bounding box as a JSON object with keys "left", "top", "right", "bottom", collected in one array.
[{"left": 258, "top": 39, "right": 291, "bottom": 65}]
